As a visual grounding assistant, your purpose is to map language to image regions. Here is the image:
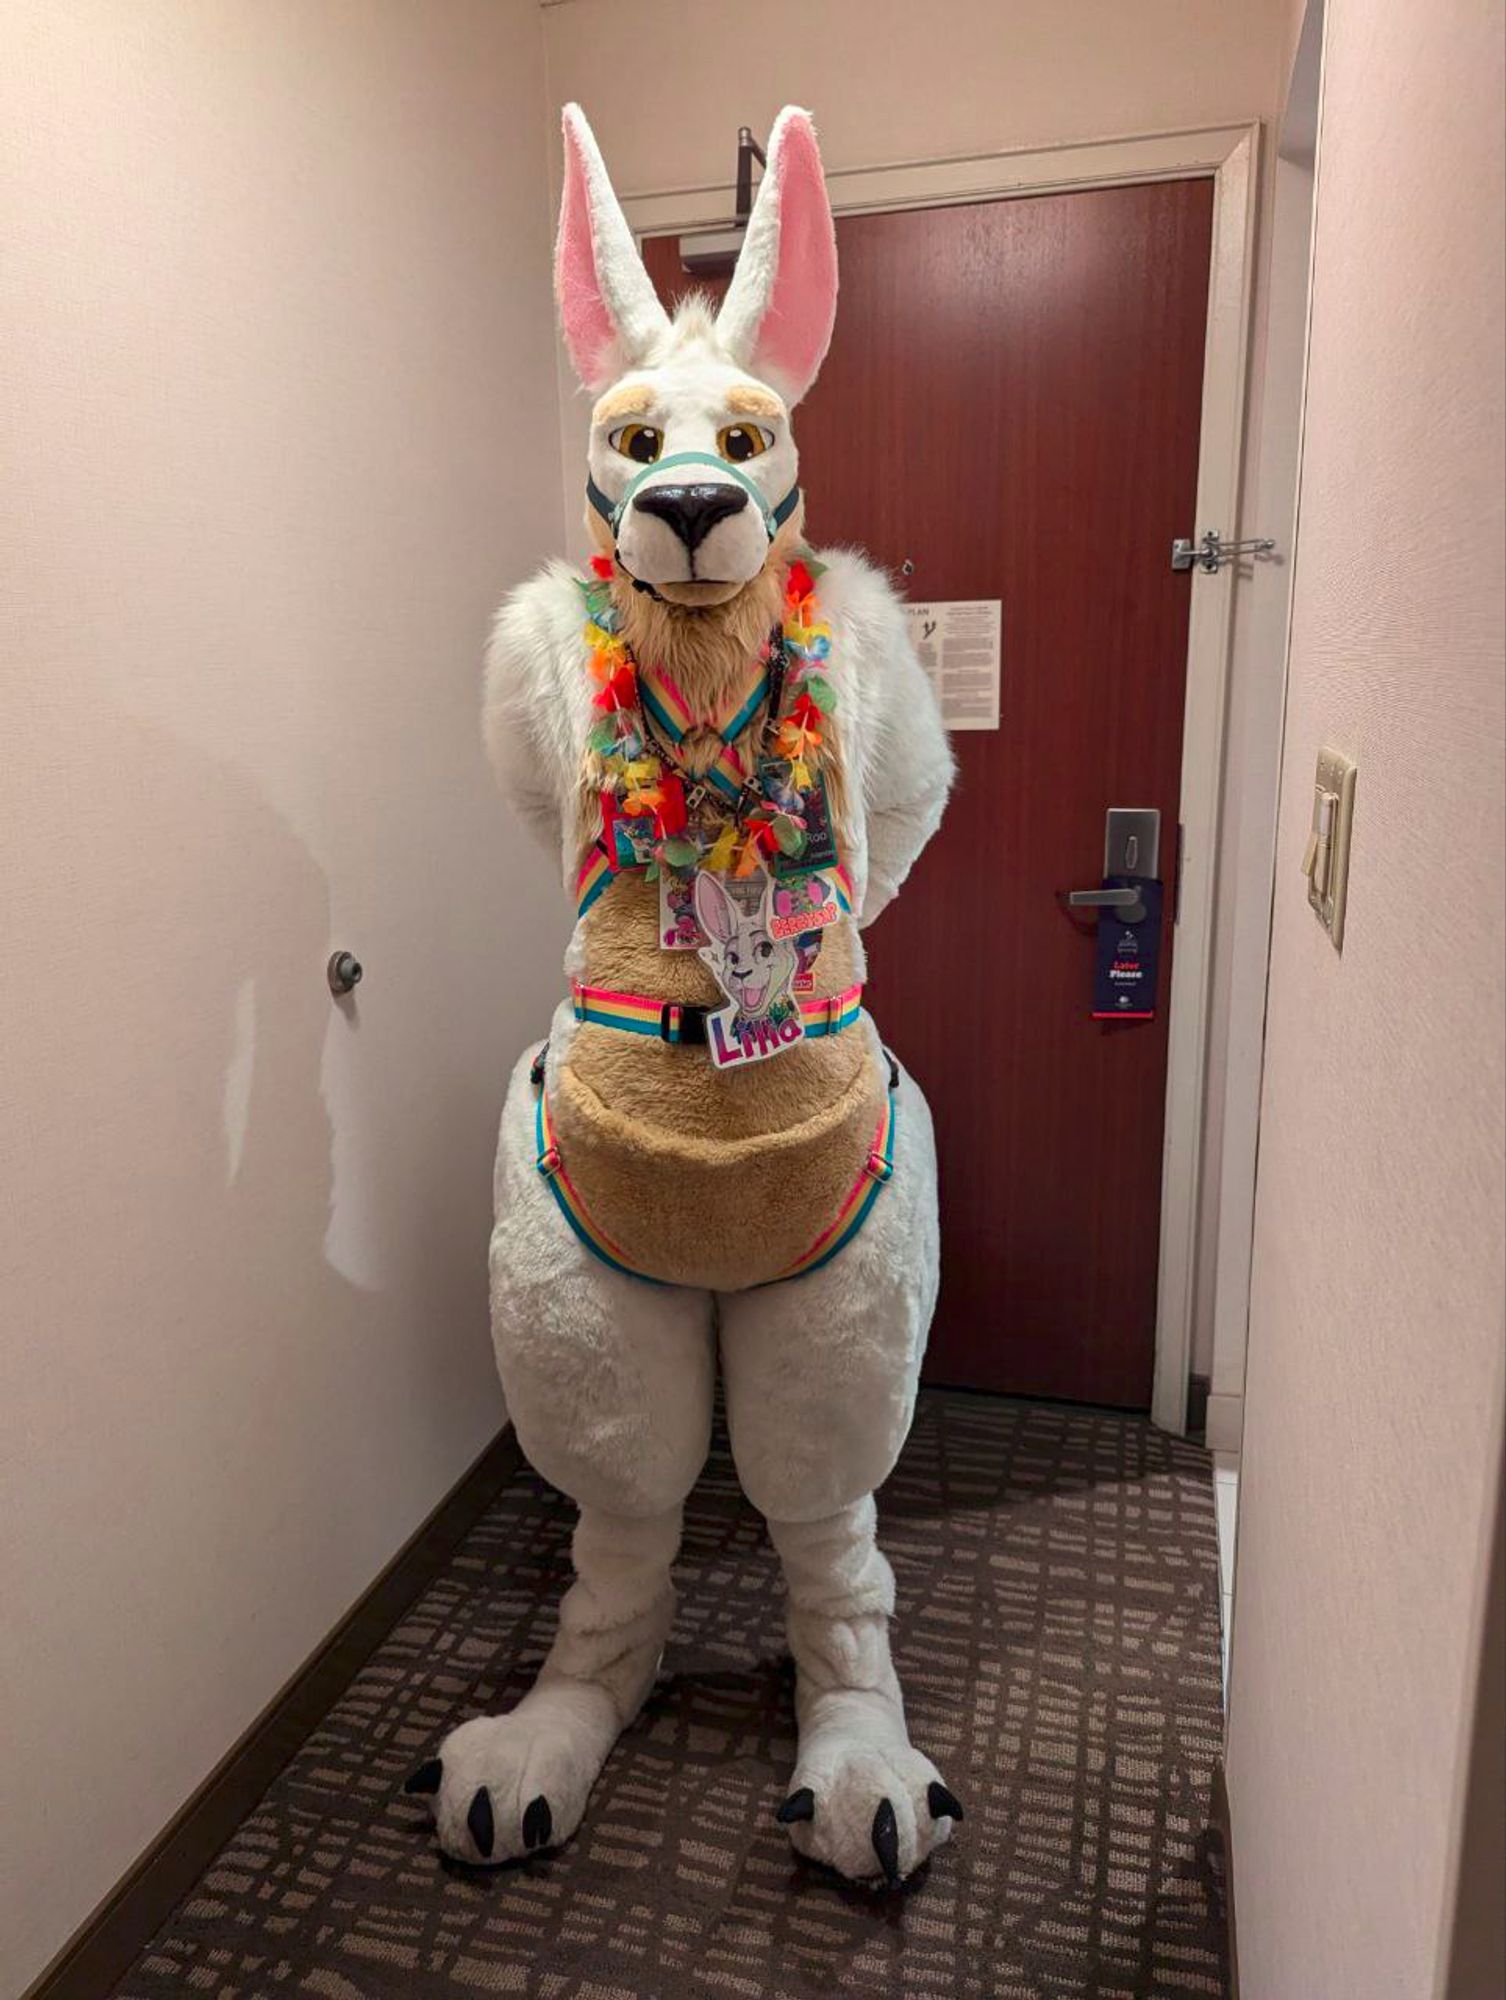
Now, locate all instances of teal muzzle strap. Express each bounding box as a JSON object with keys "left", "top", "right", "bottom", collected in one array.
[{"left": 587, "top": 451, "right": 800, "bottom": 542}]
